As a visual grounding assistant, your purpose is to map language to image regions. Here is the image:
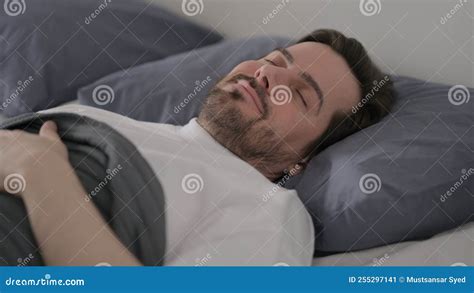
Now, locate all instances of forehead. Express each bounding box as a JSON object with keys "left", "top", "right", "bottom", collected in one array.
[{"left": 271, "top": 42, "right": 360, "bottom": 111}]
